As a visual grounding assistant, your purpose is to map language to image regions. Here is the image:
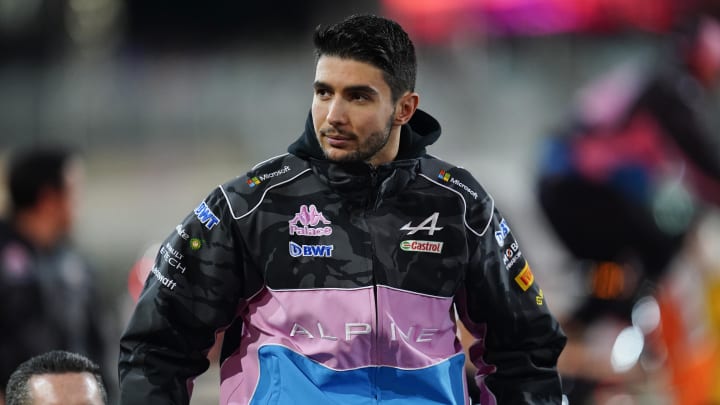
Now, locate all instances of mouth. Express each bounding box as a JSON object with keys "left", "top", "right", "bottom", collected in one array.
[{"left": 320, "top": 129, "right": 354, "bottom": 148}]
